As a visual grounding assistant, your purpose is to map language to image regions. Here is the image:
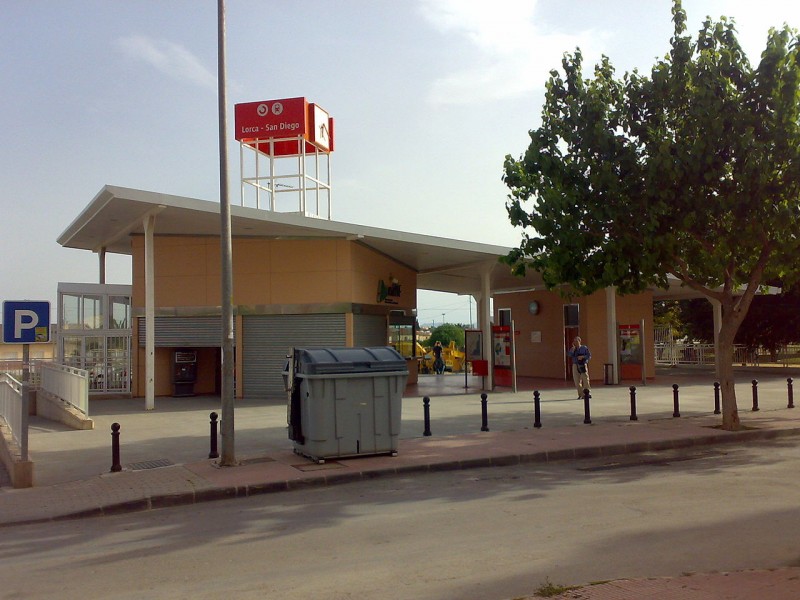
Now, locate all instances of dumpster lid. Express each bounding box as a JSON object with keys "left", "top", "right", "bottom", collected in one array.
[{"left": 294, "top": 347, "right": 407, "bottom": 375}]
